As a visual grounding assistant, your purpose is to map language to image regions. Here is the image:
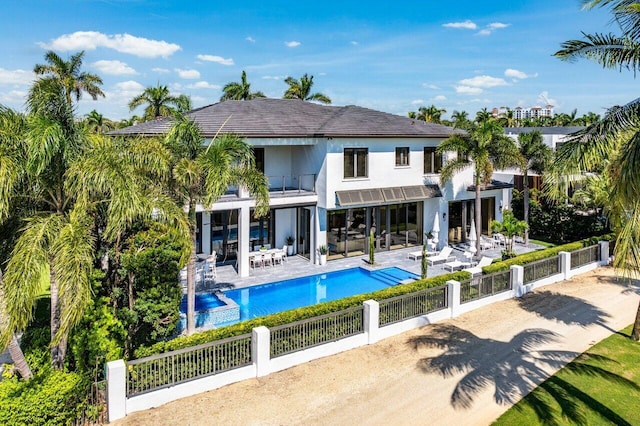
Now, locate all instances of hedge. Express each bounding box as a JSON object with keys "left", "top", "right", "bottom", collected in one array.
[
  {"left": 134, "top": 270, "right": 470, "bottom": 358},
  {"left": 482, "top": 233, "right": 614, "bottom": 275}
]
